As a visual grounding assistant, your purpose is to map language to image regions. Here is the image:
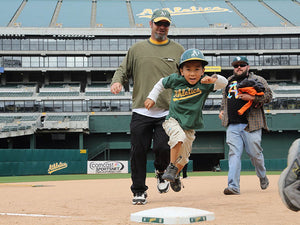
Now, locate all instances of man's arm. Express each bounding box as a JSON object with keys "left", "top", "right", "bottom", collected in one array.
[
  {"left": 219, "top": 83, "right": 227, "bottom": 120},
  {"left": 253, "top": 76, "right": 273, "bottom": 104},
  {"left": 110, "top": 54, "right": 130, "bottom": 94}
]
